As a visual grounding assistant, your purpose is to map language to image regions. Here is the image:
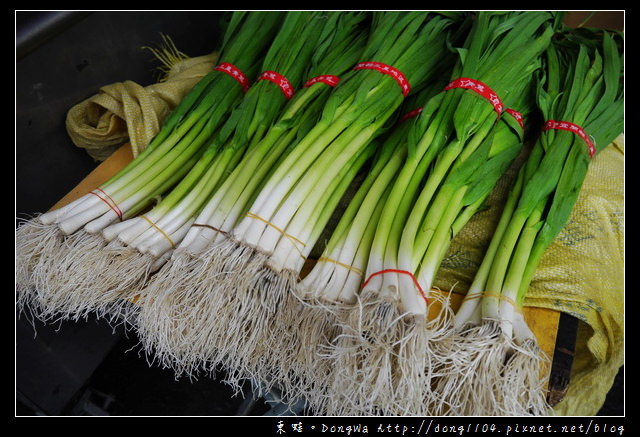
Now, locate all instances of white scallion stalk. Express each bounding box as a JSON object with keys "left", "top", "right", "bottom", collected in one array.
[
  {"left": 288, "top": 109, "right": 416, "bottom": 413},
  {"left": 133, "top": 13, "right": 465, "bottom": 405}
]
